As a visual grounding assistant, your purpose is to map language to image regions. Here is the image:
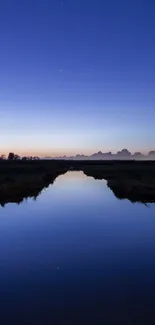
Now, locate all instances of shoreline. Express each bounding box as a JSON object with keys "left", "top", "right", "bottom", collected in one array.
[{"left": 0, "top": 160, "right": 155, "bottom": 206}]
